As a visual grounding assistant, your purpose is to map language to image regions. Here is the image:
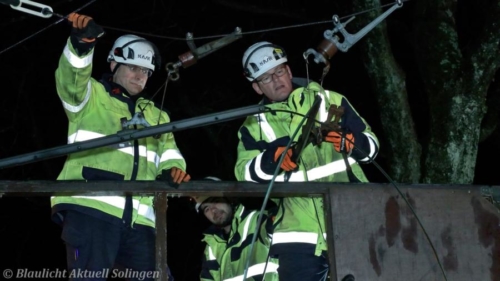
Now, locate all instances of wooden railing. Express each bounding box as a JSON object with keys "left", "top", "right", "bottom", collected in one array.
[{"left": 1, "top": 181, "right": 499, "bottom": 281}]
